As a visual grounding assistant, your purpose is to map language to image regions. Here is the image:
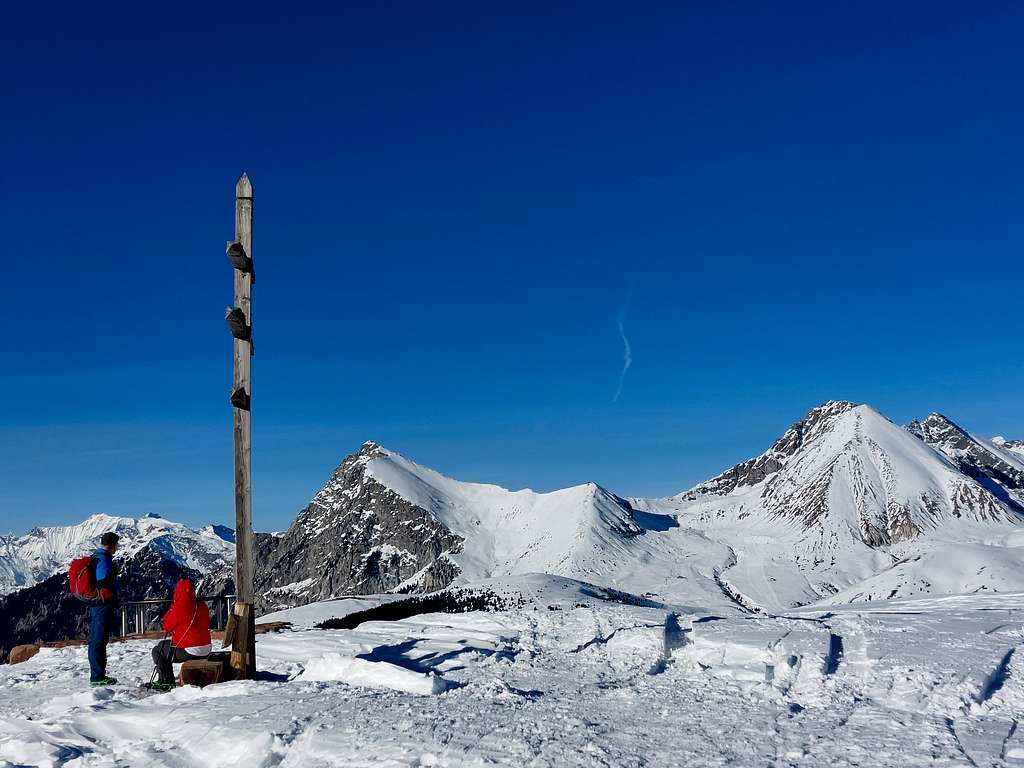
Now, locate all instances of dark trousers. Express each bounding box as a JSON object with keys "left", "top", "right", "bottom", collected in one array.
[
  {"left": 88, "top": 603, "right": 117, "bottom": 681},
  {"left": 152, "top": 639, "right": 207, "bottom": 684}
]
